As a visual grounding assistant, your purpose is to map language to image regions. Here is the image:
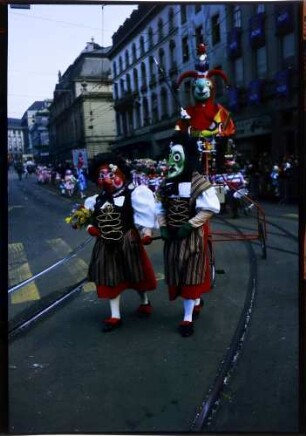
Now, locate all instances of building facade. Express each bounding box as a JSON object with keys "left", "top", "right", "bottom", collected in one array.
[
  {"left": 109, "top": 2, "right": 300, "bottom": 162},
  {"left": 7, "top": 118, "right": 26, "bottom": 162},
  {"left": 48, "top": 40, "right": 115, "bottom": 163}
]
